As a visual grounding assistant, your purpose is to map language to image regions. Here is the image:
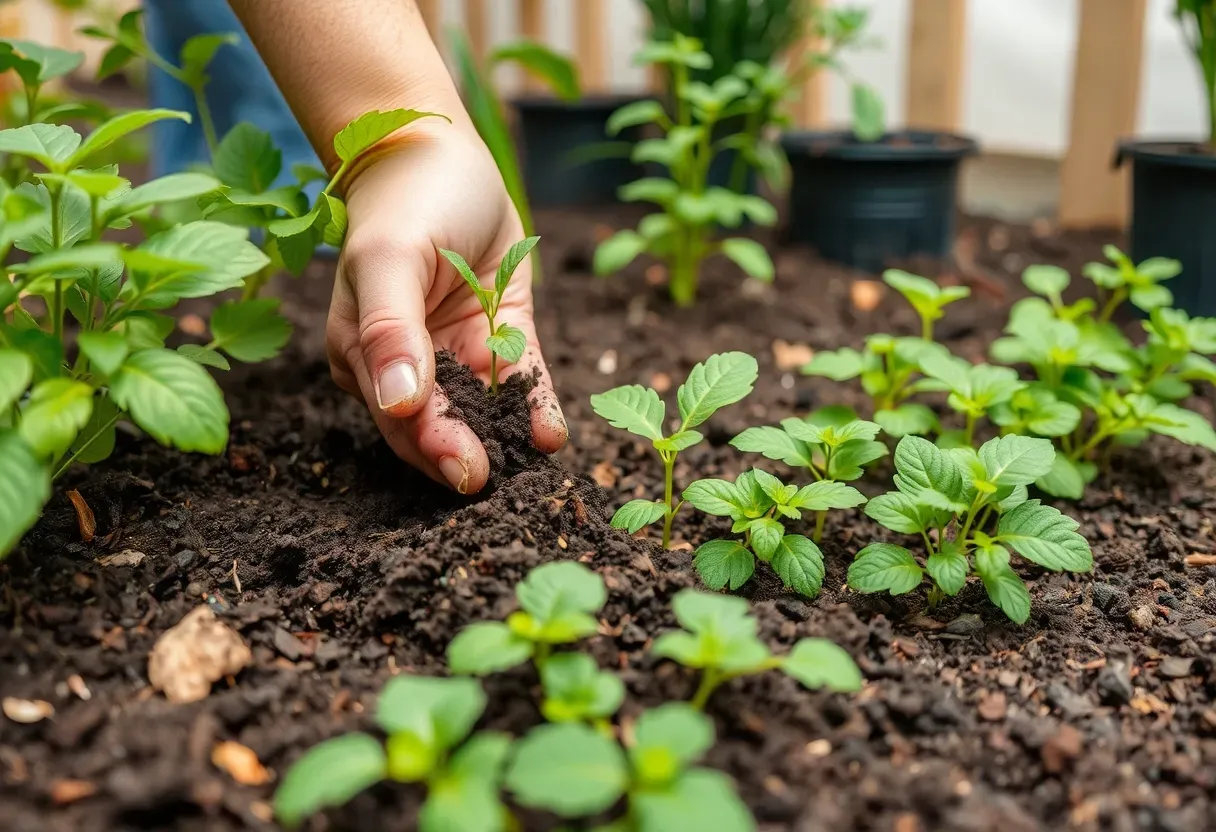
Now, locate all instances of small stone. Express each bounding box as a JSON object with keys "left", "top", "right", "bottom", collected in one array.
[
  {"left": 1092, "top": 582, "right": 1131, "bottom": 616},
  {"left": 1147, "top": 525, "right": 1186, "bottom": 561},
  {"left": 771, "top": 340, "right": 814, "bottom": 371},
  {"left": 649, "top": 372, "right": 672, "bottom": 393},
  {"left": 50, "top": 779, "right": 97, "bottom": 804},
  {"left": 1159, "top": 657, "right": 1195, "bottom": 679},
  {"left": 1158, "top": 592, "right": 1182, "bottom": 611},
  {"left": 596, "top": 350, "right": 617, "bottom": 375},
  {"left": 1041, "top": 724, "right": 1084, "bottom": 773},
  {"left": 946, "top": 613, "right": 984, "bottom": 636},
  {"left": 272, "top": 628, "right": 306, "bottom": 661},
  {"left": 850, "top": 280, "right": 884, "bottom": 311},
  {"left": 1096, "top": 660, "right": 1133, "bottom": 706},
  {"left": 805, "top": 738, "right": 832, "bottom": 758},
  {"left": 309, "top": 582, "right": 339, "bottom": 605},
  {"left": 1129, "top": 605, "right": 1156, "bottom": 630},
  {"left": 1046, "top": 683, "right": 1094, "bottom": 718},
  {"left": 211, "top": 741, "right": 271, "bottom": 786},
  {"left": 96, "top": 550, "right": 146, "bottom": 568},
  {"left": 174, "top": 549, "right": 199, "bottom": 570},
  {"left": 185, "top": 581, "right": 206, "bottom": 598},
  {"left": 148, "top": 606, "right": 252, "bottom": 704},
  {"left": 977, "top": 690, "right": 1007, "bottom": 721}
]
